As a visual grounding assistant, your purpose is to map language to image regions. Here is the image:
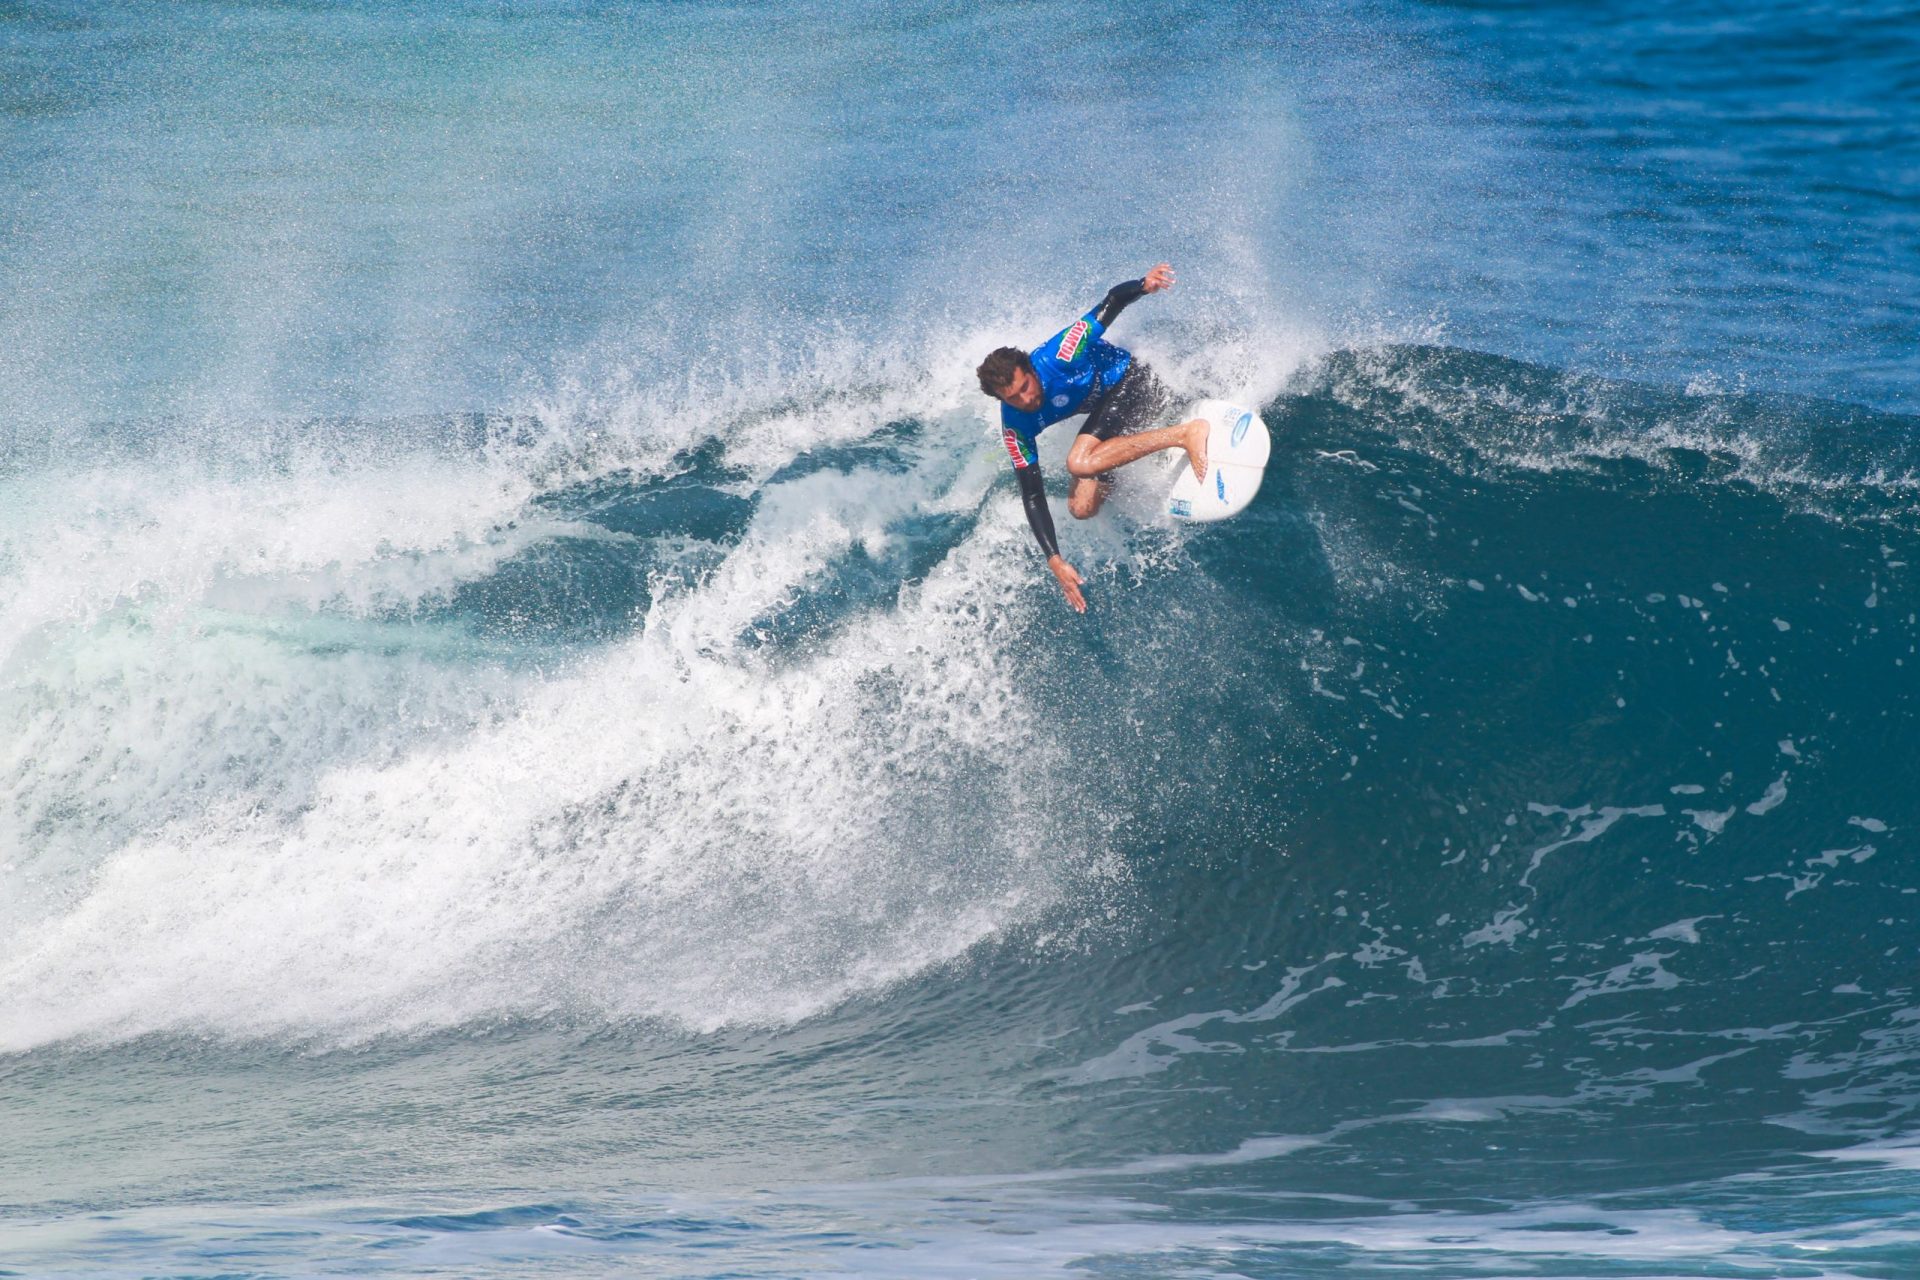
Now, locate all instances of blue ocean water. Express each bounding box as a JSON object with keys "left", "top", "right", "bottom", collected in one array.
[{"left": 3, "top": 2, "right": 1918, "bottom": 1276}]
